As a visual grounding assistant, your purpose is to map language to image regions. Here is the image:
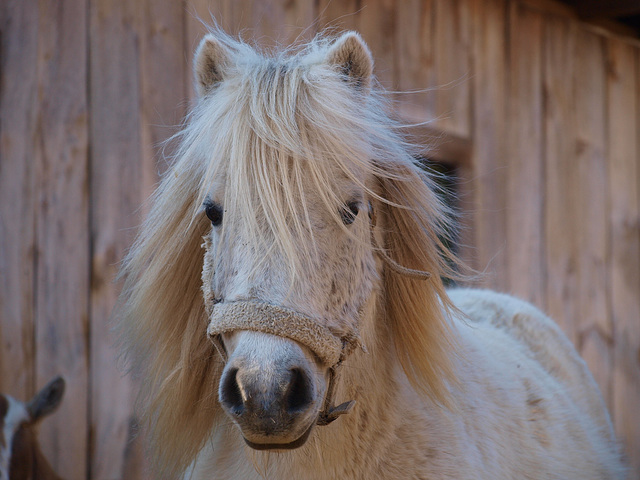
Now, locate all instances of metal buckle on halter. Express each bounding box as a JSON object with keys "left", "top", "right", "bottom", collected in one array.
[{"left": 316, "top": 347, "right": 356, "bottom": 426}]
